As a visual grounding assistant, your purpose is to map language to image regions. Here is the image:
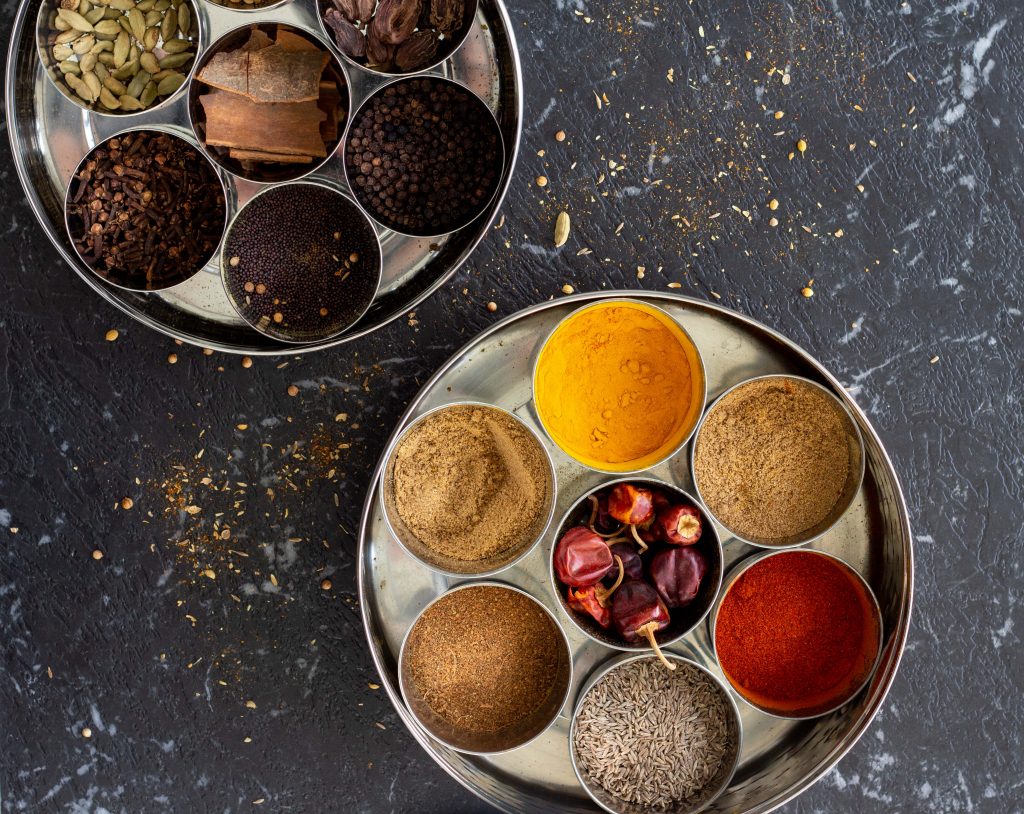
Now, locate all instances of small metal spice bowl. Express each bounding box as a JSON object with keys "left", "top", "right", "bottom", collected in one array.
[
  {"left": 343, "top": 75, "right": 505, "bottom": 238},
  {"left": 186, "top": 22, "right": 351, "bottom": 185},
  {"left": 381, "top": 401, "right": 557, "bottom": 577},
  {"left": 36, "top": 0, "right": 203, "bottom": 117},
  {"left": 690, "top": 374, "right": 866, "bottom": 549},
  {"left": 221, "top": 181, "right": 383, "bottom": 343},
  {"left": 63, "top": 126, "right": 229, "bottom": 292},
  {"left": 317, "top": 0, "right": 479, "bottom": 79},
  {"left": 549, "top": 477, "right": 723, "bottom": 654},
  {"left": 709, "top": 549, "right": 884, "bottom": 720},
  {"left": 398, "top": 581, "right": 573, "bottom": 754},
  {"left": 531, "top": 298, "right": 707, "bottom": 476},
  {"left": 569, "top": 652, "right": 742, "bottom": 814}
]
